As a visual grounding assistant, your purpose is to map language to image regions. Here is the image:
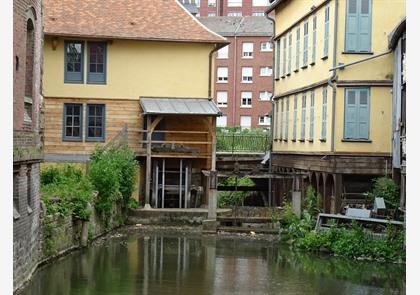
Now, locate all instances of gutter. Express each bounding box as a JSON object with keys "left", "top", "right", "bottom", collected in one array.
[
  {"left": 208, "top": 43, "right": 228, "bottom": 98},
  {"left": 265, "top": 11, "right": 276, "bottom": 207},
  {"left": 329, "top": 49, "right": 392, "bottom": 72}
]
